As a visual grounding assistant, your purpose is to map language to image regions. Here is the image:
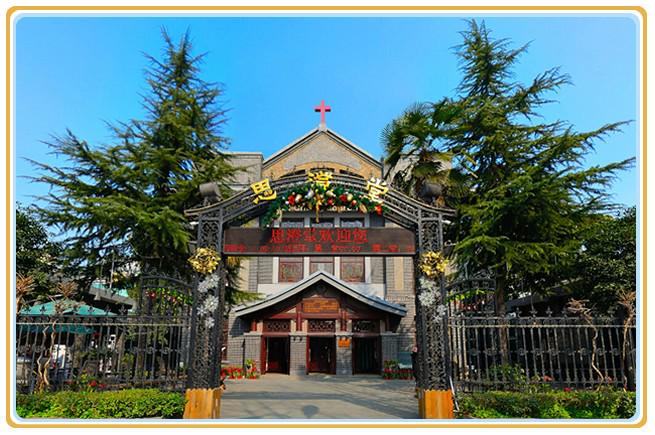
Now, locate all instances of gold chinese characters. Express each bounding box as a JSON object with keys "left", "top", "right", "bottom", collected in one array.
[
  {"left": 250, "top": 178, "right": 277, "bottom": 204},
  {"left": 366, "top": 177, "right": 389, "bottom": 203}
]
